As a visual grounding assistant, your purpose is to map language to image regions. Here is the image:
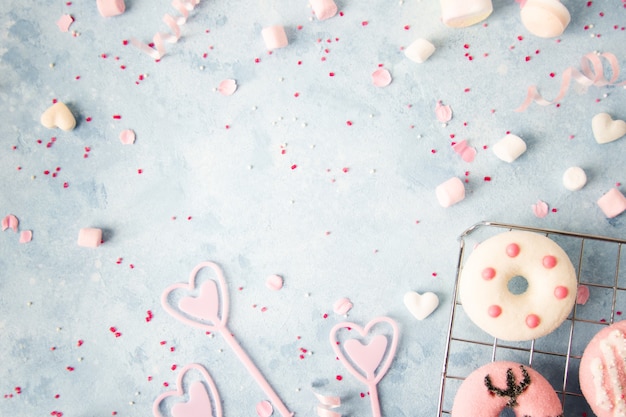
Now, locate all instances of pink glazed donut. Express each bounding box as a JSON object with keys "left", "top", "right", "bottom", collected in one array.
[
  {"left": 579, "top": 320, "right": 626, "bottom": 417},
  {"left": 459, "top": 231, "right": 577, "bottom": 341},
  {"left": 451, "top": 361, "right": 563, "bottom": 417}
]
